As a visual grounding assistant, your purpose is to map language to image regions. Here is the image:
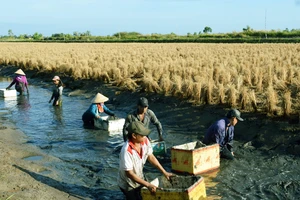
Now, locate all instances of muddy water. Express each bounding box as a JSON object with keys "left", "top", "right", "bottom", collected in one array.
[{"left": 0, "top": 77, "right": 300, "bottom": 200}]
